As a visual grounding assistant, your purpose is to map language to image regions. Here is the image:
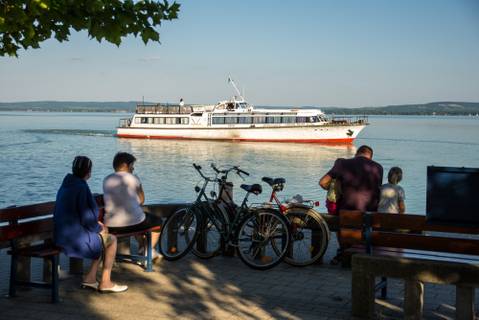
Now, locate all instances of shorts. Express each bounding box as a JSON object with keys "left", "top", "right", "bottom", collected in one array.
[
  {"left": 99, "top": 231, "right": 114, "bottom": 248},
  {"left": 107, "top": 212, "right": 163, "bottom": 234}
]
